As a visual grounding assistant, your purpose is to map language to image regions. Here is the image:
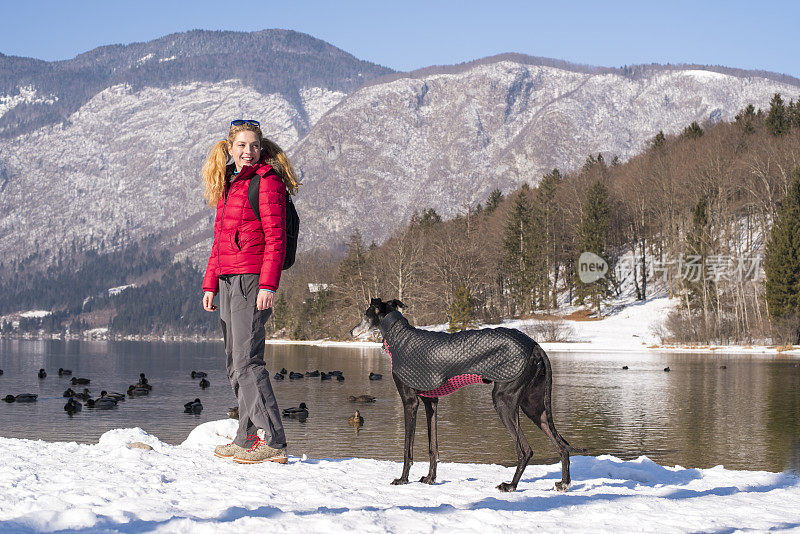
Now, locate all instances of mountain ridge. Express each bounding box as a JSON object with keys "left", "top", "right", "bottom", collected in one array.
[{"left": 2, "top": 29, "right": 800, "bottom": 269}]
